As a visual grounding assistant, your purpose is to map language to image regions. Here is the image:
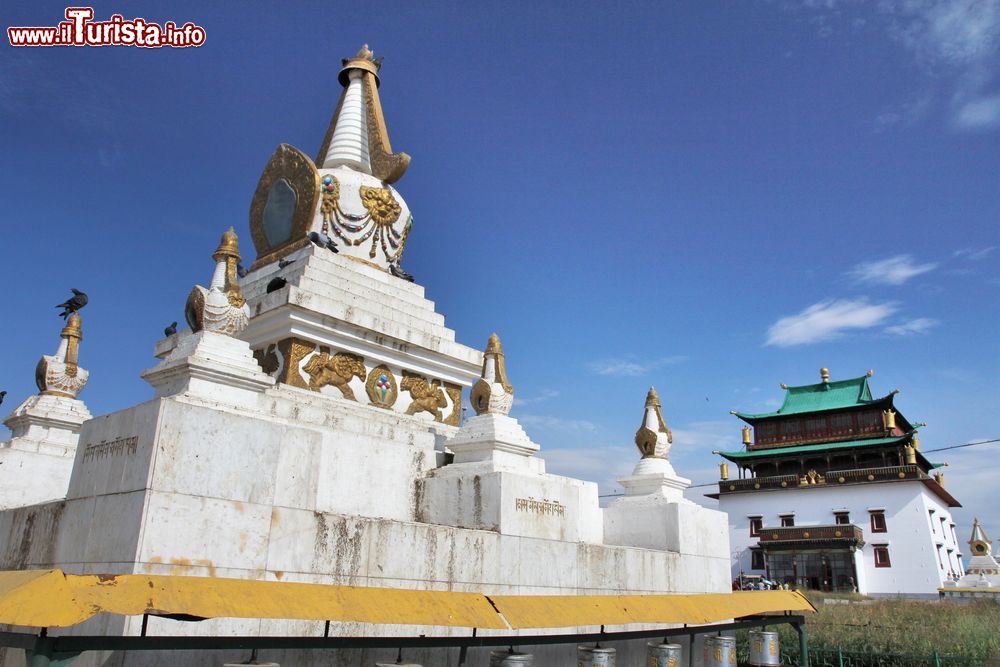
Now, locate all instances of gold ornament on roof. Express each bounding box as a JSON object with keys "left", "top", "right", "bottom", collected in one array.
[
  {"left": 634, "top": 387, "right": 673, "bottom": 459},
  {"left": 364, "top": 364, "right": 398, "bottom": 409},
  {"left": 820, "top": 367, "right": 830, "bottom": 383}
]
